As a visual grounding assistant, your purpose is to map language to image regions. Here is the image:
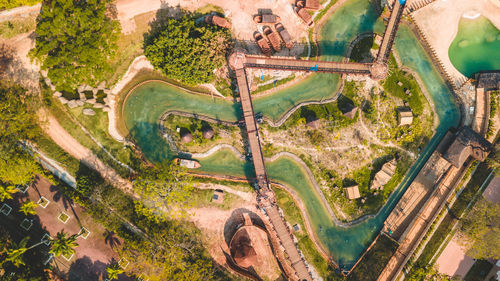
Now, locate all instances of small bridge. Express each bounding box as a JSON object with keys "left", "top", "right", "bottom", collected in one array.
[{"left": 227, "top": 0, "right": 407, "bottom": 279}]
